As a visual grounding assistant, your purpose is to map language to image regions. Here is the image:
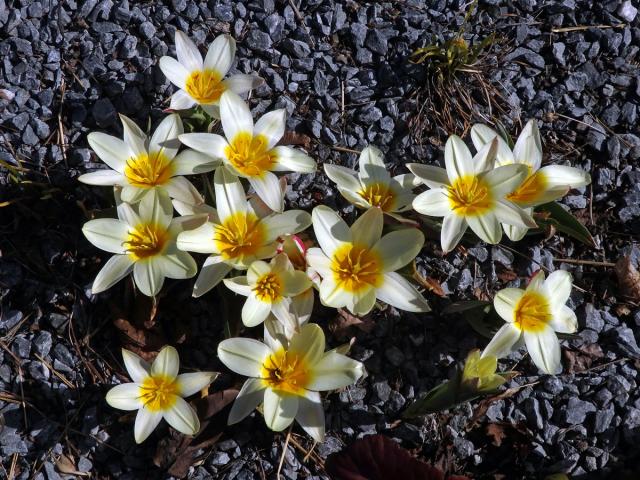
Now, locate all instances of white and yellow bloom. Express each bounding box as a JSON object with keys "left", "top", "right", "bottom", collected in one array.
[
  {"left": 482, "top": 270, "right": 577, "bottom": 375},
  {"left": 179, "top": 91, "right": 316, "bottom": 212},
  {"left": 159, "top": 31, "right": 262, "bottom": 116},
  {"left": 408, "top": 135, "right": 536, "bottom": 253},
  {"left": 176, "top": 166, "right": 312, "bottom": 297},
  {"left": 106, "top": 346, "right": 217, "bottom": 443},
  {"left": 307, "top": 206, "right": 430, "bottom": 316},
  {"left": 79, "top": 113, "right": 219, "bottom": 204},
  {"left": 223, "top": 253, "right": 312, "bottom": 329},
  {"left": 323, "top": 146, "right": 416, "bottom": 216},
  {"left": 471, "top": 120, "right": 592, "bottom": 241},
  {"left": 217, "top": 323, "right": 364, "bottom": 442},
  {"left": 82, "top": 190, "right": 203, "bottom": 297}
]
